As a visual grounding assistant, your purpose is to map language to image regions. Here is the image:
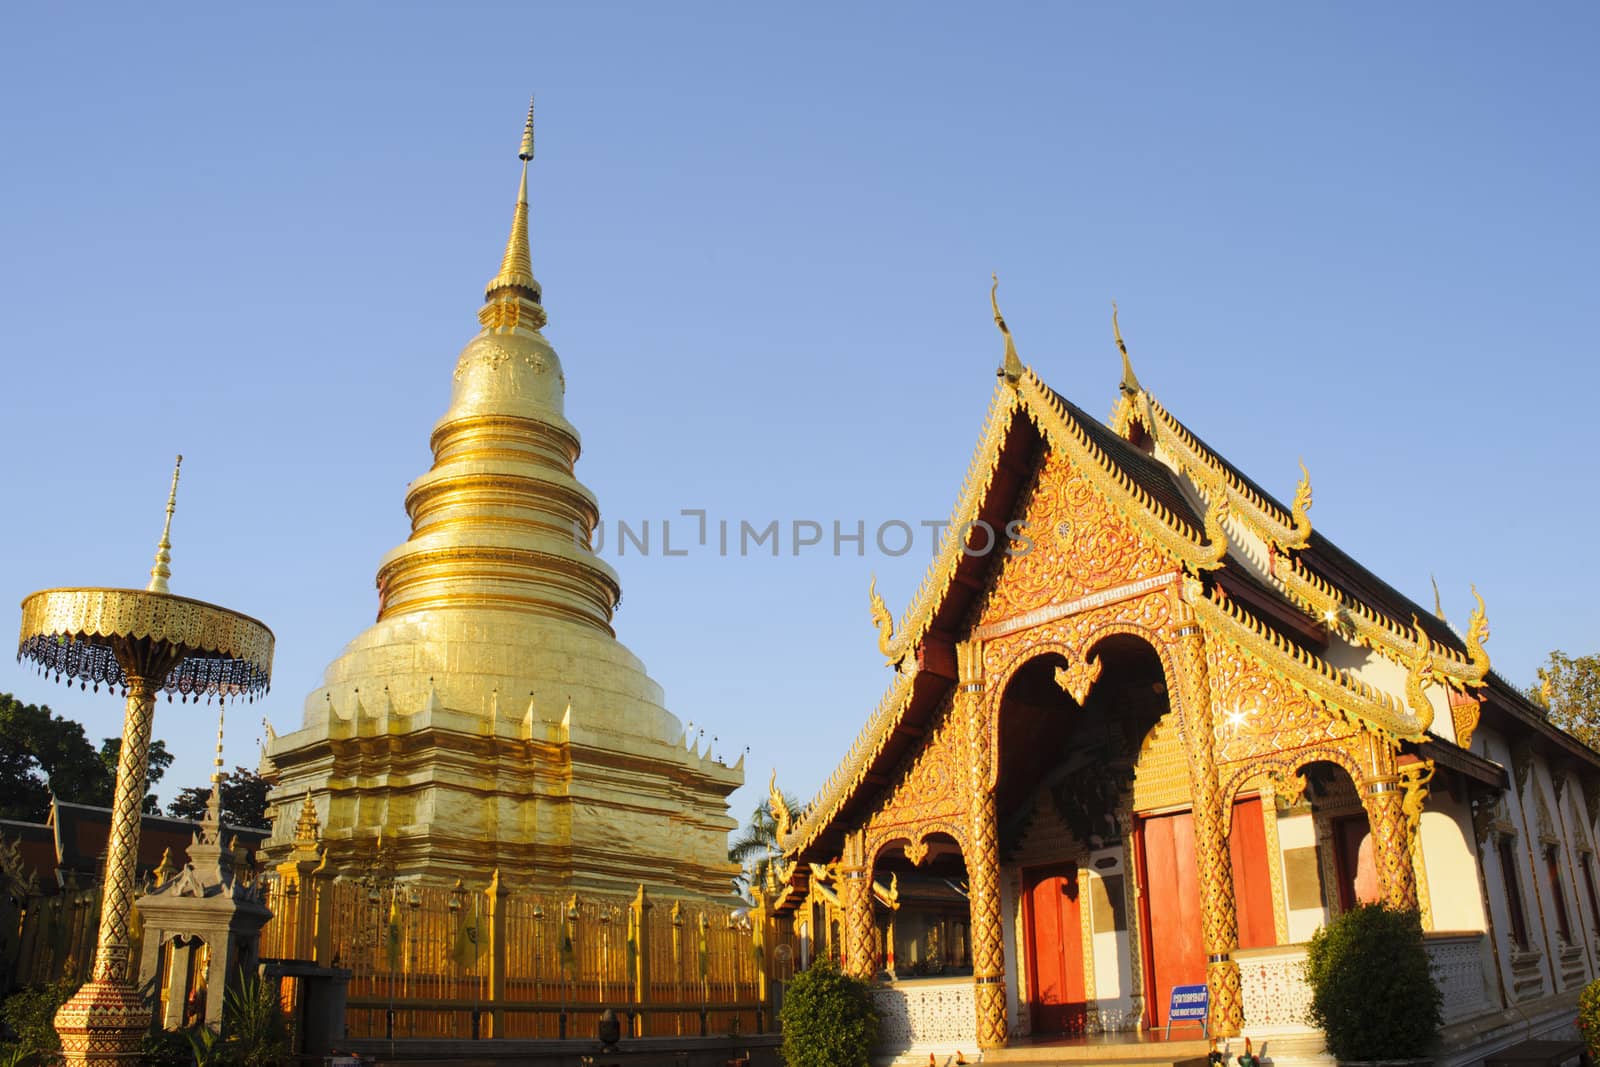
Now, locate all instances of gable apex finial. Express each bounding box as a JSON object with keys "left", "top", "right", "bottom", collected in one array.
[
  {"left": 1113, "top": 302, "right": 1141, "bottom": 396},
  {"left": 991, "top": 273, "right": 1023, "bottom": 383}
]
